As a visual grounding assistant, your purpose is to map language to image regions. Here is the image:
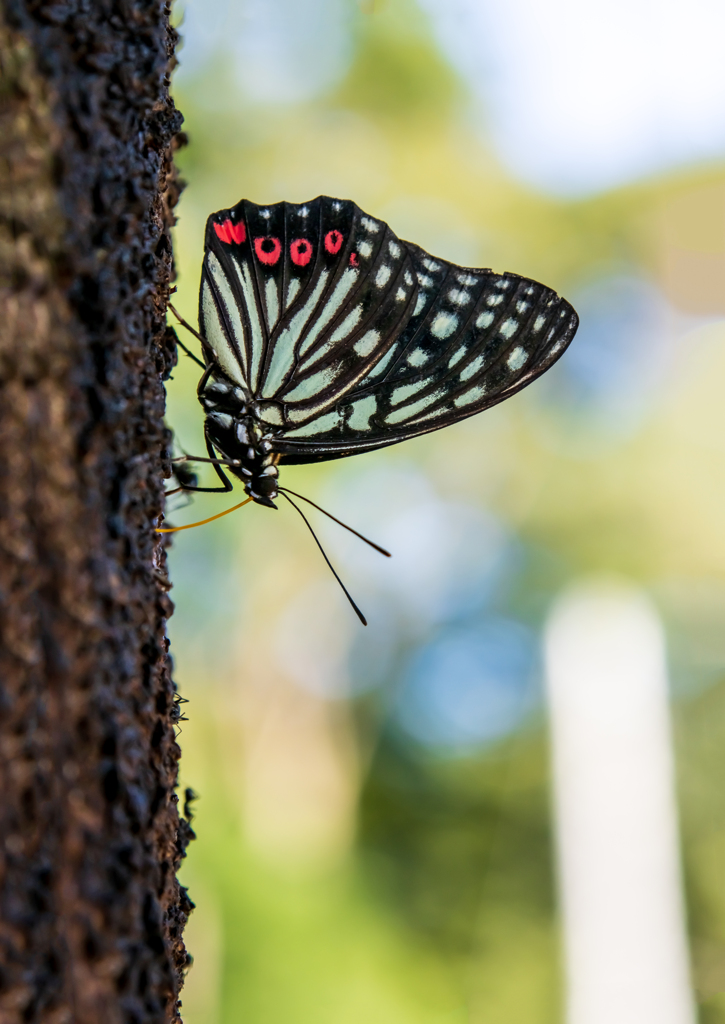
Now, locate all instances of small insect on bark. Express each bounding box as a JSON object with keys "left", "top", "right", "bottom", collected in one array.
[{"left": 160, "top": 195, "right": 579, "bottom": 624}]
